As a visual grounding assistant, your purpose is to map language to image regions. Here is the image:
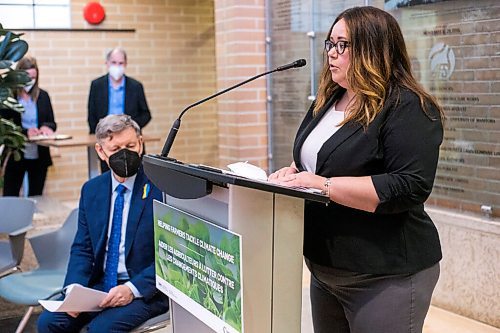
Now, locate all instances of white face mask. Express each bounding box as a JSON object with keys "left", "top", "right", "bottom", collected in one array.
[
  {"left": 109, "top": 65, "right": 125, "bottom": 81},
  {"left": 23, "top": 79, "right": 35, "bottom": 92}
]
